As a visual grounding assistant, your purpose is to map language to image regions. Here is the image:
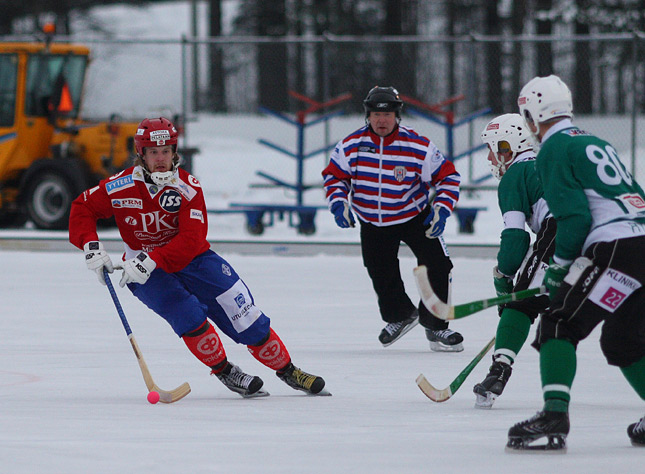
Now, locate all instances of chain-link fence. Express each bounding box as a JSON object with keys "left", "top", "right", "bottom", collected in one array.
[{"left": 5, "top": 32, "right": 644, "bottom": 182}]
